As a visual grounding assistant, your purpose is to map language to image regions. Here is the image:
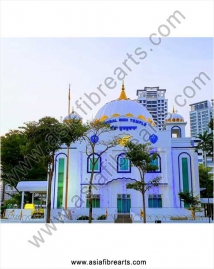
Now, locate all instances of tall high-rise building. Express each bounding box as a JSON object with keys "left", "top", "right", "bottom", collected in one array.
[
  {"left": 190, "top": 100, "right": 214, "bottom": 169},
  {"left": 136, "top": 87, "right": 168, "bottom": 130},
  {"left": 189, "top": 100, "right": 213, "bottom": 138}
]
